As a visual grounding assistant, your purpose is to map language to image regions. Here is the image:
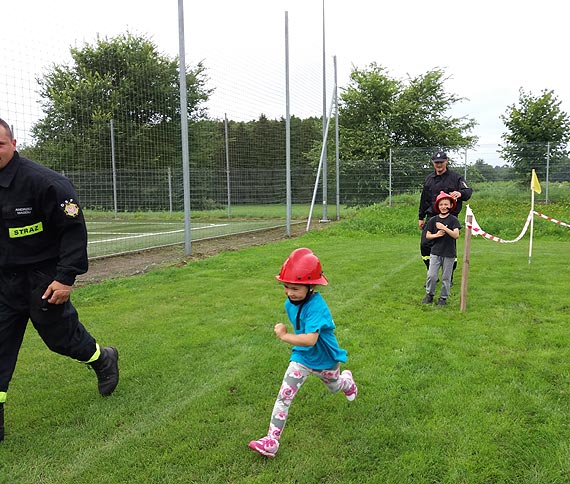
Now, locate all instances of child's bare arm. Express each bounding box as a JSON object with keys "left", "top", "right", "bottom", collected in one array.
[
  {"left": 274, "top": 323, "right": 319, "bottom": 346},
  {"left": 426, "top": 230, "right": 445, "bottom": 240},
  {"left": 435, "top": 222, "right": 460, "bottom": 239},
  {"left": 449, "top": 228, "right": 460, "bottom": 239}
]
